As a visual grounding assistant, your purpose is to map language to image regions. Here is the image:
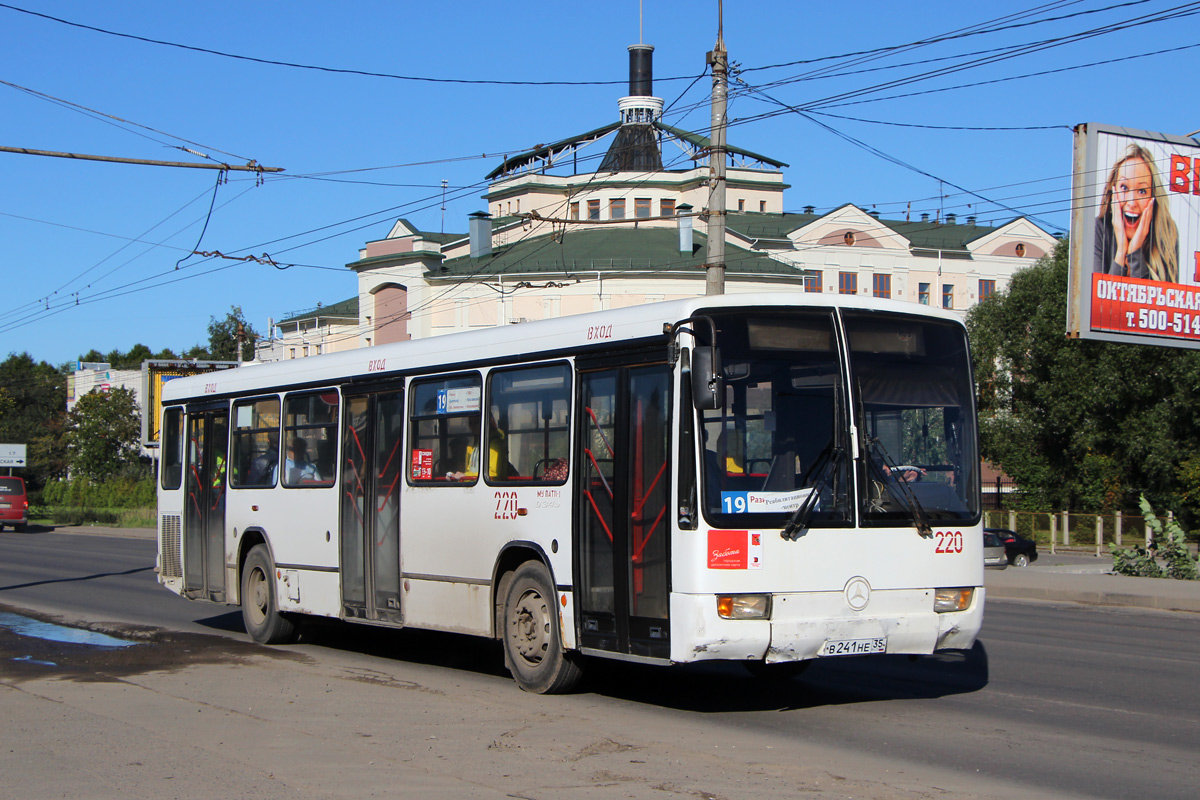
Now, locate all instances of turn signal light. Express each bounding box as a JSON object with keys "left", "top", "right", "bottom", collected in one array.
[
  {"left": 934, "top": 587, "right": 974, "bottom": 613},
  {"left": 717, "top": 594, "right": 771, "bottom": 620}
]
